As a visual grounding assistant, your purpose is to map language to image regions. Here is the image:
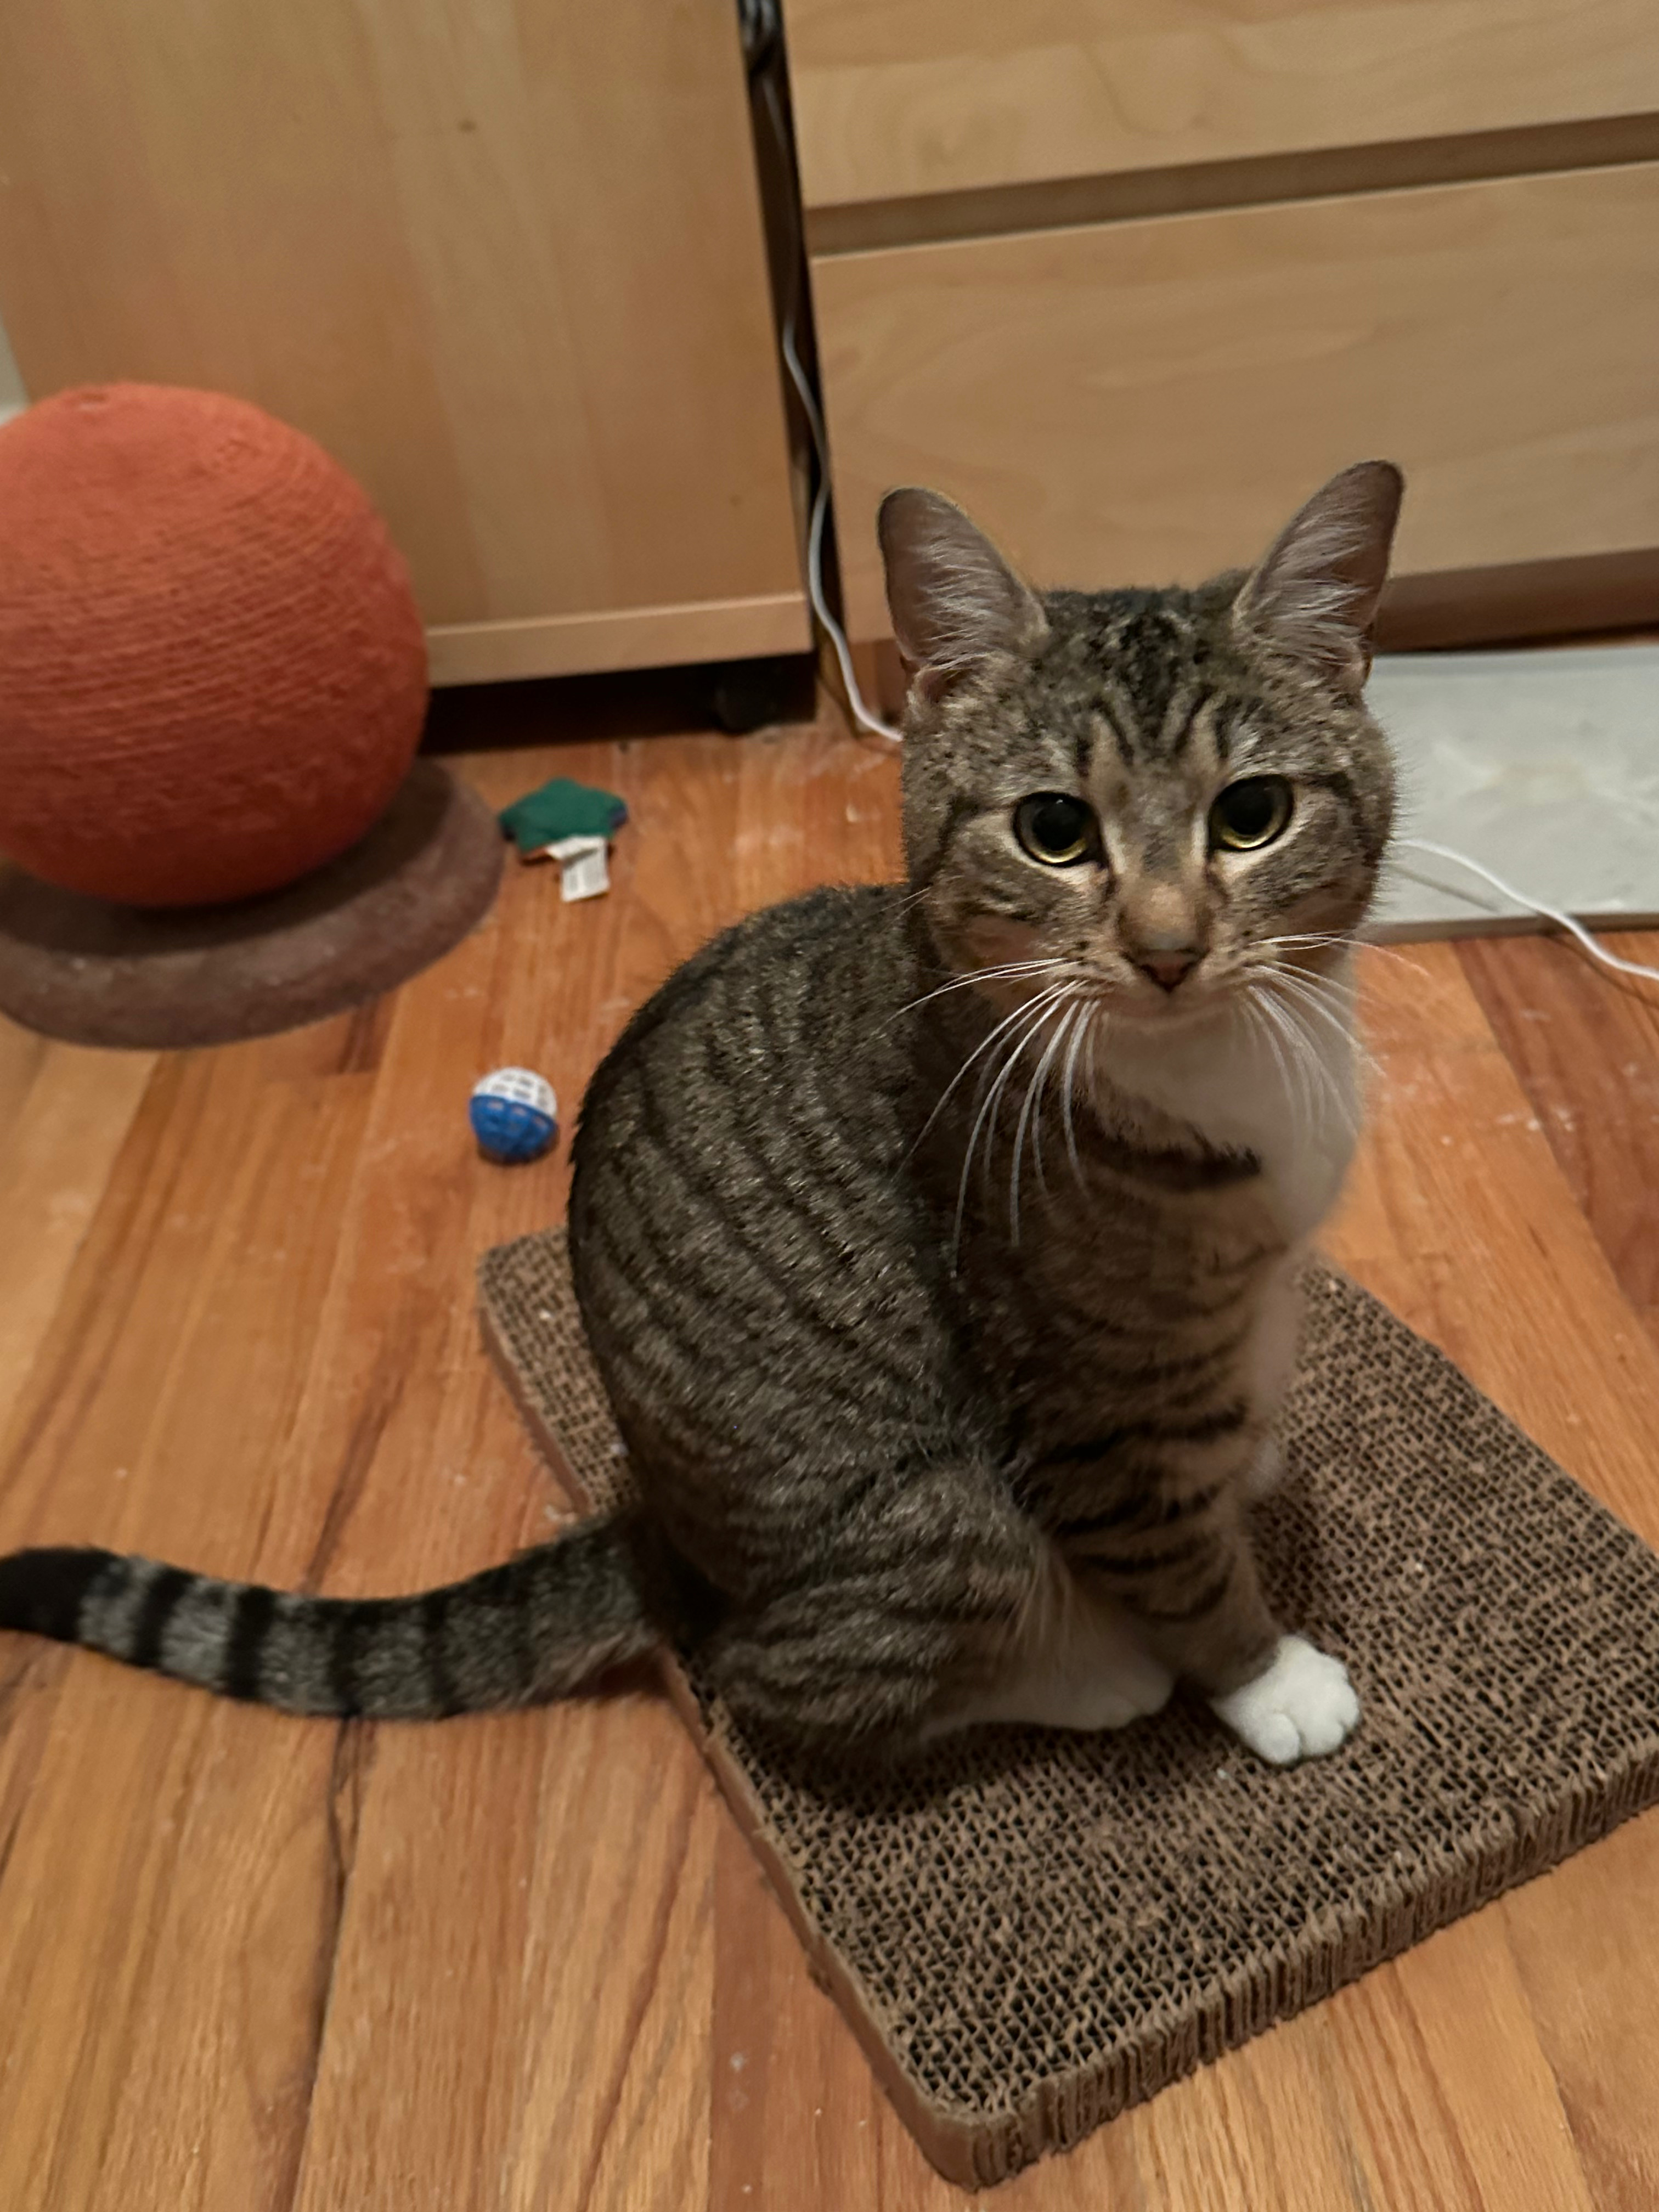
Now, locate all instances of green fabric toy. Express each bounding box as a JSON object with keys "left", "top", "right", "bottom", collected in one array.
[{"left": 499, "top": 777, "right": 628, "bottom": 856}]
